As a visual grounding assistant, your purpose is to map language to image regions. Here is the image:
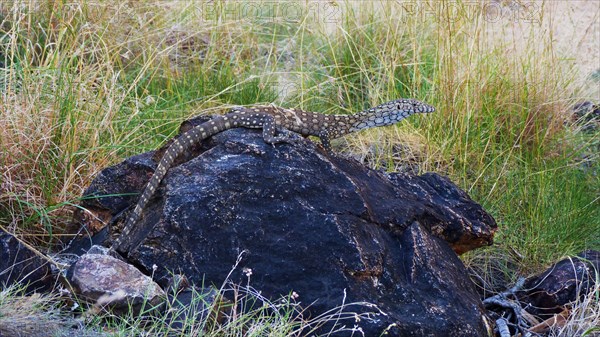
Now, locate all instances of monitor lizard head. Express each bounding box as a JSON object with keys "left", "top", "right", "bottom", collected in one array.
[{"left": 348, "top": 98, "right": 435, "bottom": 132}]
